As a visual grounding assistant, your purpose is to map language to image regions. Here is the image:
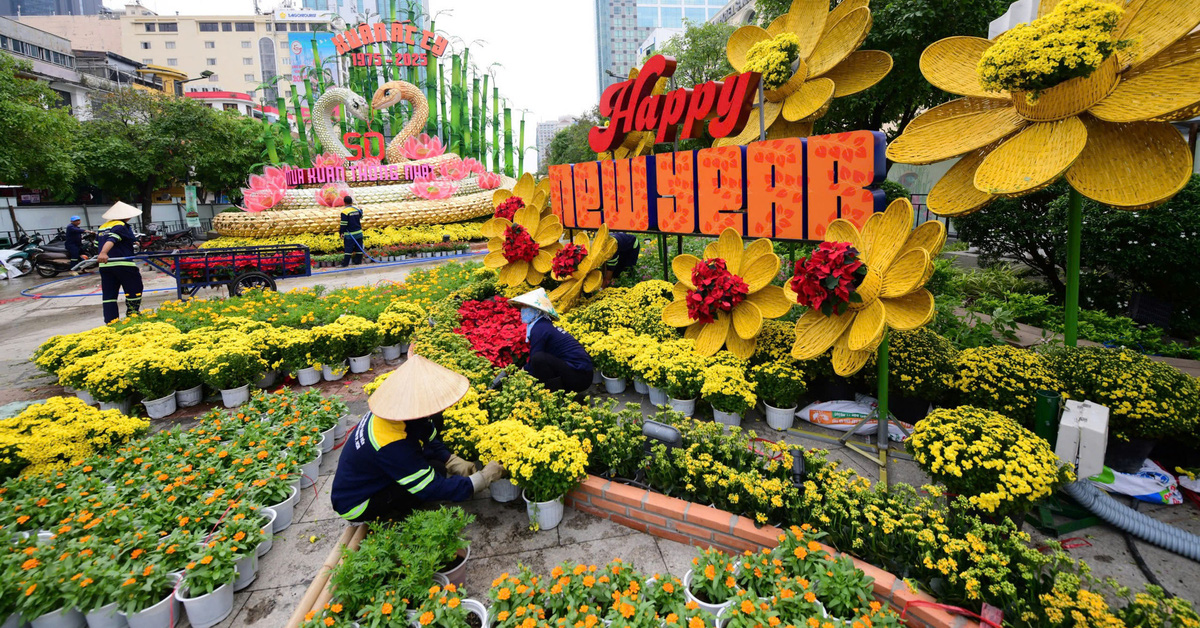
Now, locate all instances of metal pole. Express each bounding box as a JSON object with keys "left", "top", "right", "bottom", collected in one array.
[
  {"left": 659, "top": 233, "right": 668, "bottom": 281},
  {"left": 758, "top": 83, "right": 766, "bottom": 142},
  {"left": 877, "top": 332, "right": 890, "bottom": 490},
  {"left": 1034, "top": 390, "right": 1061, "bottom": 448},
  {"left": 1064, "top": 187, "right": 1083, "bottom": 346}
]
